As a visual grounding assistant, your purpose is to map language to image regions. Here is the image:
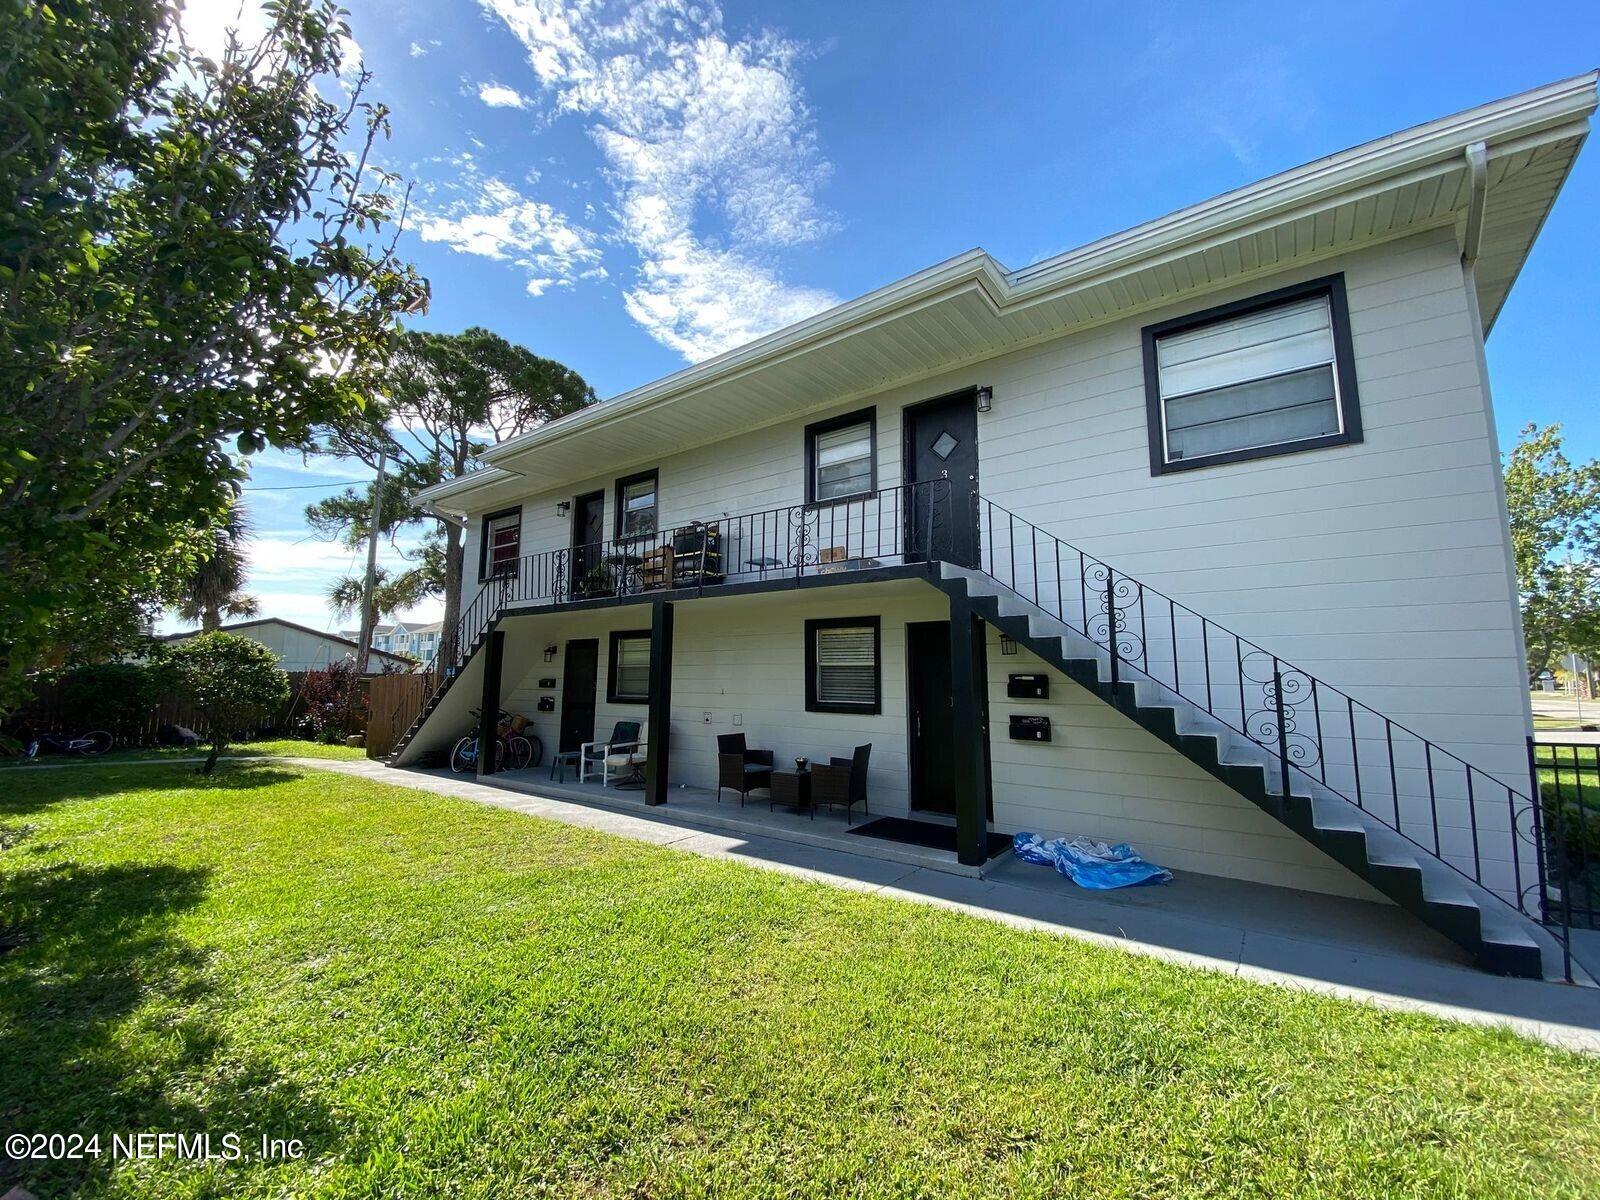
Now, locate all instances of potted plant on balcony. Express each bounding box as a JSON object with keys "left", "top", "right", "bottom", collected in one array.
[{"left": 575, "top": 562, "right": 616, "bottom": 599}]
